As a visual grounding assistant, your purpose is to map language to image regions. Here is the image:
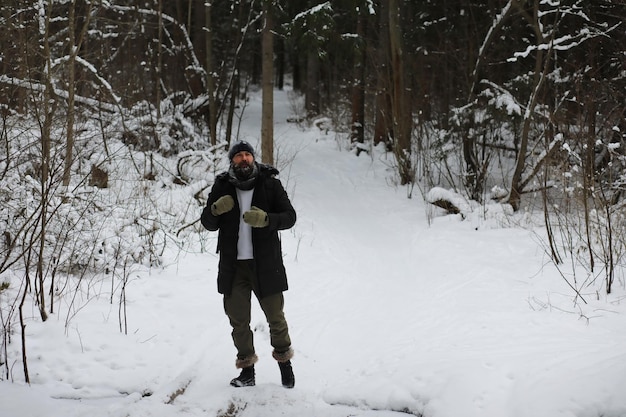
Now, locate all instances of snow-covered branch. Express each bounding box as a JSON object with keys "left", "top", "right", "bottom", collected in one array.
[{"left": 0, "top": 75, "right": 120, "bottom": 113}]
